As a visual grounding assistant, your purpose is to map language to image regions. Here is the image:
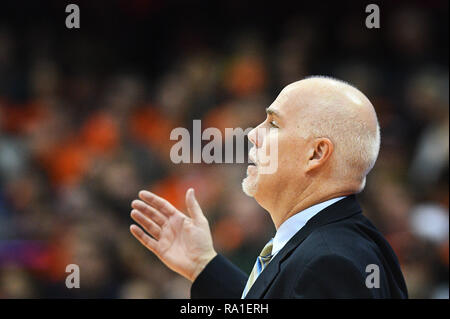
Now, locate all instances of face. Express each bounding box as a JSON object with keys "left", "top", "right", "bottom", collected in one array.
[{"left": 242, "top": 84, "right": 311, "bottom": 202}]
